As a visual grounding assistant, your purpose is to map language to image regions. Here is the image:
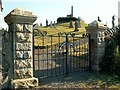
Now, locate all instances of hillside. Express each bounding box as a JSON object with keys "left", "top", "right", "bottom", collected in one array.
[{"left": 34, "top": 21, "right": 88, "bottom": 46}]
